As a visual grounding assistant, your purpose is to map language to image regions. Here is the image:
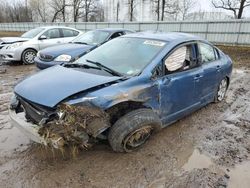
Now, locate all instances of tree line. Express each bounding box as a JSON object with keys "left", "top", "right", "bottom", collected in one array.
[
  {"left": 0, "top": 0, "right": 249, "bottom": 23},
  {"left": 0, "top": 0, "right": 104, "bottom": 22}
]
